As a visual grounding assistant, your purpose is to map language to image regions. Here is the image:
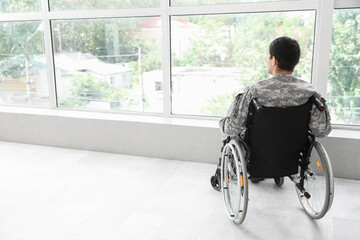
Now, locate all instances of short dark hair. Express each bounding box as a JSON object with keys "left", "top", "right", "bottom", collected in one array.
[{"left": 269, "top": 36, "right": 300, "bottom": 72}]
